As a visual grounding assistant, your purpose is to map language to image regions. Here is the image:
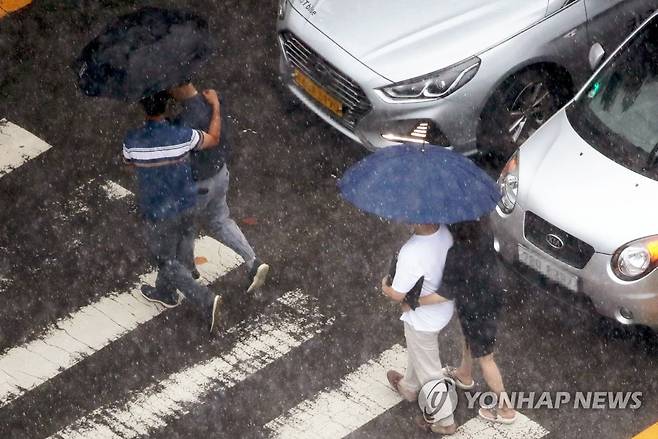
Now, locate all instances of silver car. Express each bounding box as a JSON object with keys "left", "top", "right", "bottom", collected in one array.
[
  {"left": 491, "top": 11, "right": 658, "bottom": 329},
  {"left": 277, "top": 0, "right": 656, "bottom": 158}
]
